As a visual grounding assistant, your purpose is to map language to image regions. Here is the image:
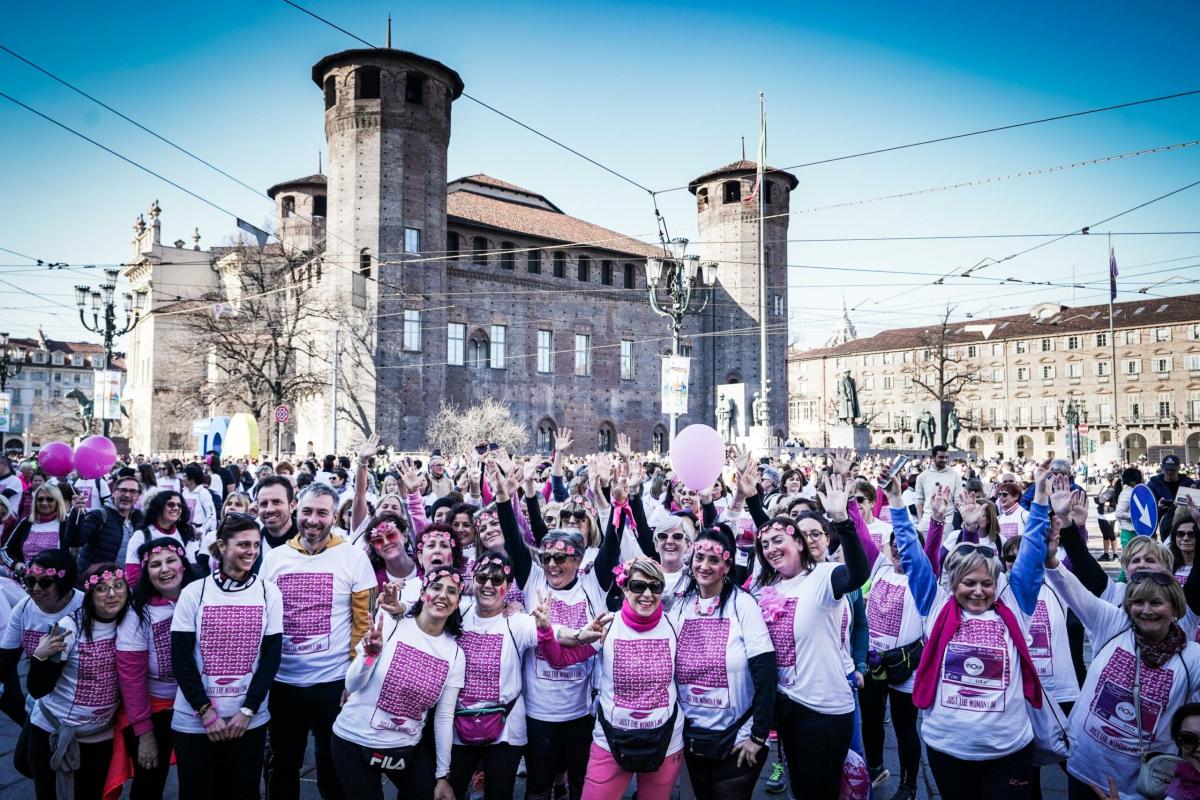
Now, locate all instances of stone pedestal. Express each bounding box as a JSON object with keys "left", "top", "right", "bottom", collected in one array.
[
  {"left": 830, "top": 424, "right": 870, "bottom": 451},
  {"left": 747, "top": 425, "right": 773, "bottom": 457}
]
